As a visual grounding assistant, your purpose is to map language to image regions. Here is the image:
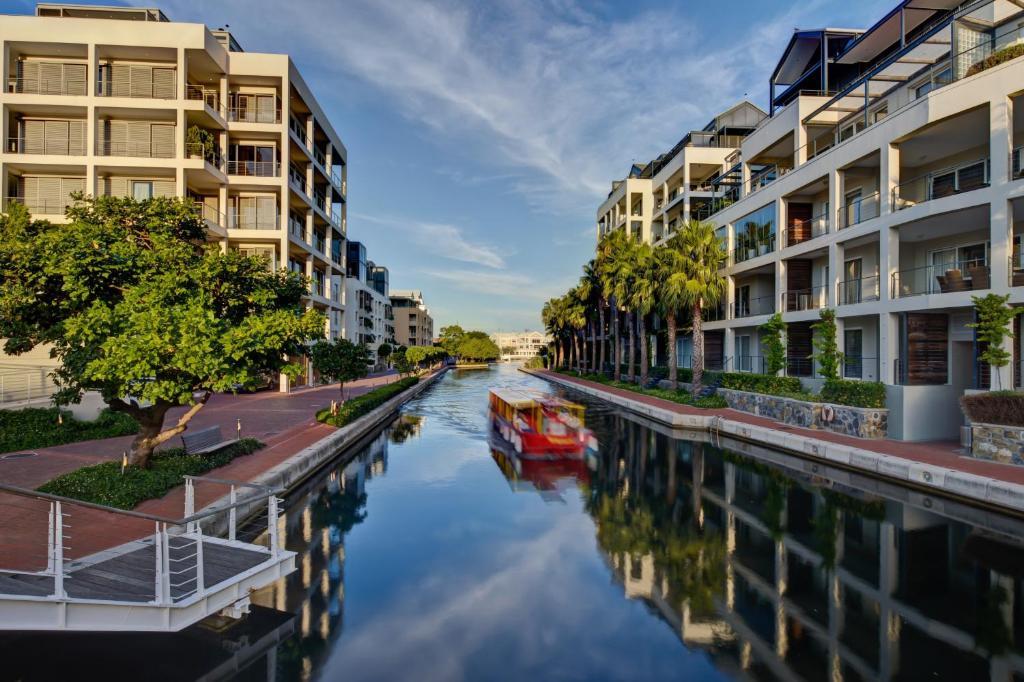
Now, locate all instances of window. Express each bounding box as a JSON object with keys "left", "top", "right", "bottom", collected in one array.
[
  {"left": 844, "top": 259, "right": 862, "bottom": 304},
  {"left": 736, "top": 335, "right": 751, "bottom": 371},
  {"left": 844, "top": 189, "right": 862, "bottom": 226},
  {"left": 844, "top": 329, "right": 863, "bottom": 379},
  {"left": 736, "top": 285, "right": 750, "bottom": 317},
  {"left": 871, "top": 106, "right": 888, "bottom": 124},
  {"left": 132, "top": 180, "right": 153, "bottom": 200}
]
